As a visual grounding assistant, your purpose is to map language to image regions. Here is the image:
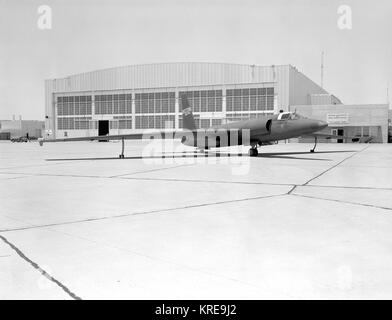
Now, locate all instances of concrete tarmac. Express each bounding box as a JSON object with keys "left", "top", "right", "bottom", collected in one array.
[{"left": 0, "top": 140, "right": 391, "bottom": 299}]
